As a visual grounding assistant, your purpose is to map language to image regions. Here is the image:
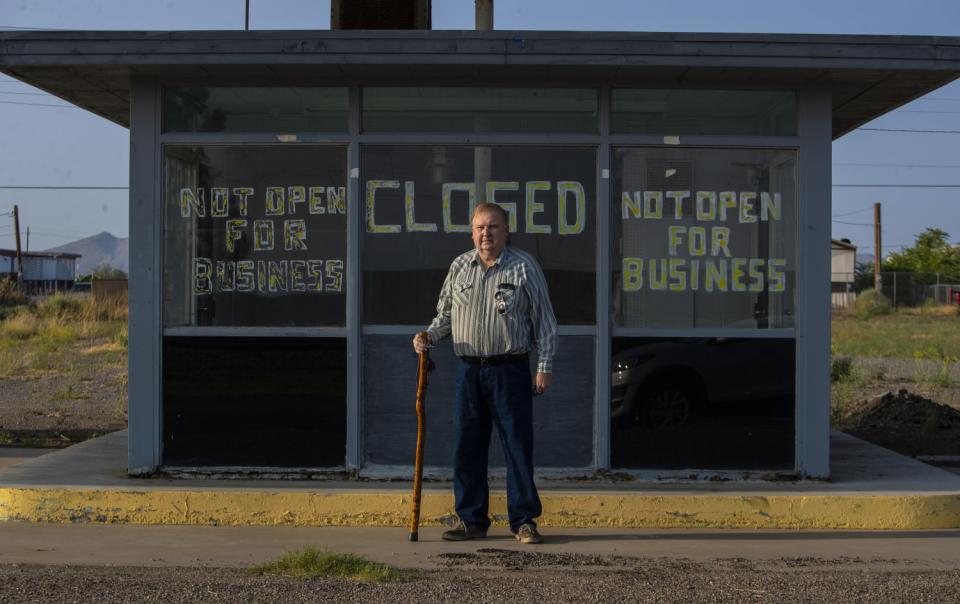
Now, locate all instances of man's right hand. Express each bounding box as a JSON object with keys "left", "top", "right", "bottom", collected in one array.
[{"left": 412, "top": 332, "right": 433, "bottom": 354}]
